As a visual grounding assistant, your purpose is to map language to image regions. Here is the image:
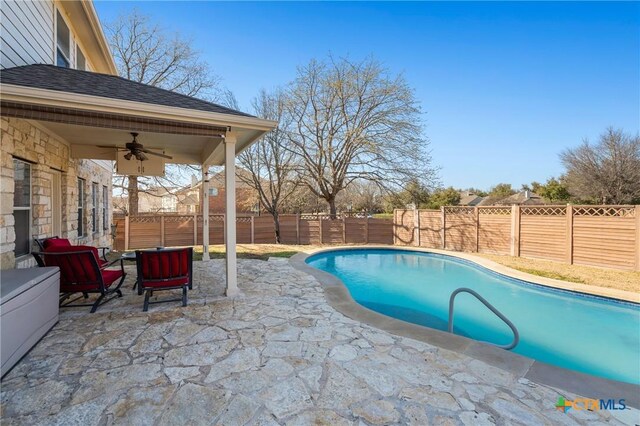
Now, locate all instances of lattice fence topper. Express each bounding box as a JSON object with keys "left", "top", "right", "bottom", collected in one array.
[
  {"left": 478, "top": 207, "right": 511, "bottom": 215},
  {"left": 443, "top": 206, "right": 475, "bottom": 215},
  {"left": 300, "top": 214, "right": 332, "bottom": 220},
  {"left": 130, "top": 216, "right": 161, "bottom": 223},
  {"left": 520, "top": 206, "right": 566, "bottom": 216},
  {"left": 163, "top": 215, "right": 194, "bottom": 223},
  {"left": 573, "top": 206, "right": 636, "bottom": 218},
  {"left": 236, "top": 217, "right": 252, "bottom": 223},
  {"left": 196, "top": 215, "right": 225, "bottom": 222}
]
